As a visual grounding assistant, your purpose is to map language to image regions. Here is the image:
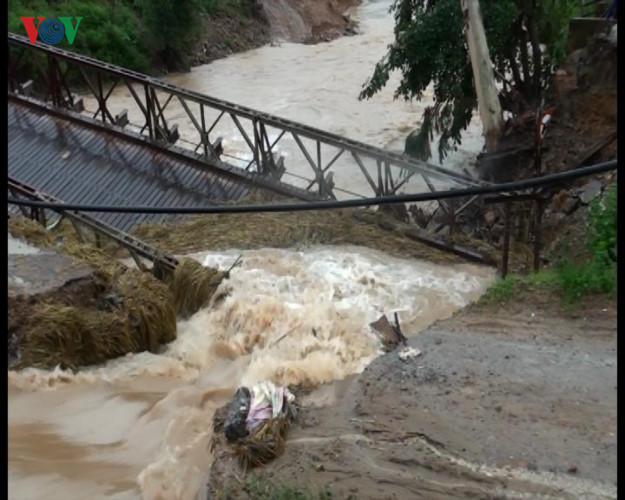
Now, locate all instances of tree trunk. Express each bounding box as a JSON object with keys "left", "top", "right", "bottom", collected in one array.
[{"left": 460, "top": 0, "right": 503, "bottom": 153}]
